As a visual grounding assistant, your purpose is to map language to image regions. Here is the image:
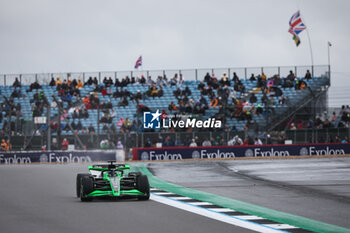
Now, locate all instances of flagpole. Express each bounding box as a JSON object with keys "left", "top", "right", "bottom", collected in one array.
[
  {"left": 327, "top": 42, "right": 331, "bottom": 80},
  {"left": 305, "top": 28, "right": 314, "bottom": 76},
  {"left": 299, "top": 10, "right": 314, "bottom": 76},
  {"left": 327, "top": 42, "right": 331, "bottom": 67}
]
